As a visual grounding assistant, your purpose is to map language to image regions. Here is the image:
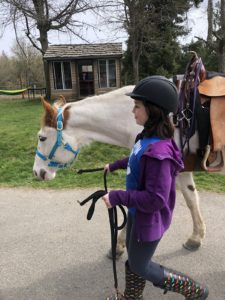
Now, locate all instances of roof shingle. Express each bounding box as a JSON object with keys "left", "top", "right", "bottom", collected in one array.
[{"left": 44, "top": 43, "right": 123, "bottom": 60}]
